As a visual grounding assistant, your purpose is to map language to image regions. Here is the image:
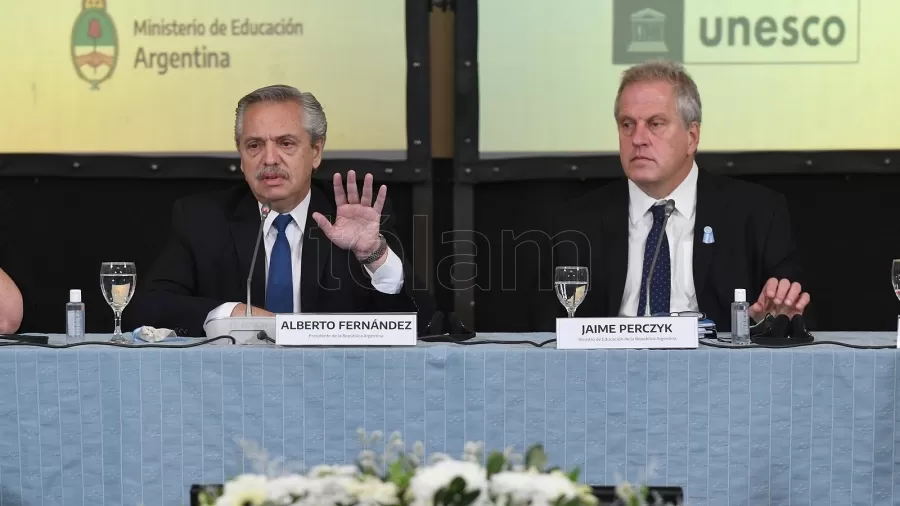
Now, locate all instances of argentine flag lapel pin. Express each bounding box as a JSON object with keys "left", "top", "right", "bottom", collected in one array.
[{"left": 702, "top": 226, "right": 715, "bottom": 244}]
